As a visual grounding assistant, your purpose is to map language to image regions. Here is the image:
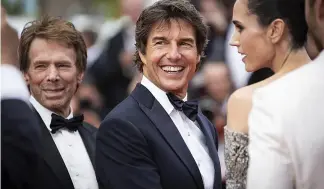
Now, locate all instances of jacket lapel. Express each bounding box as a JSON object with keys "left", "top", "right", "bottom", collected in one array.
[
  {"left": 34, "top": 110, "right": 74, "bottom": 189},
  {"left": 131, "top": 84, "right": 204, "bottom": 189},
  {"left": 196, "top": 111, "right": 222, "bottom": 189}
]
